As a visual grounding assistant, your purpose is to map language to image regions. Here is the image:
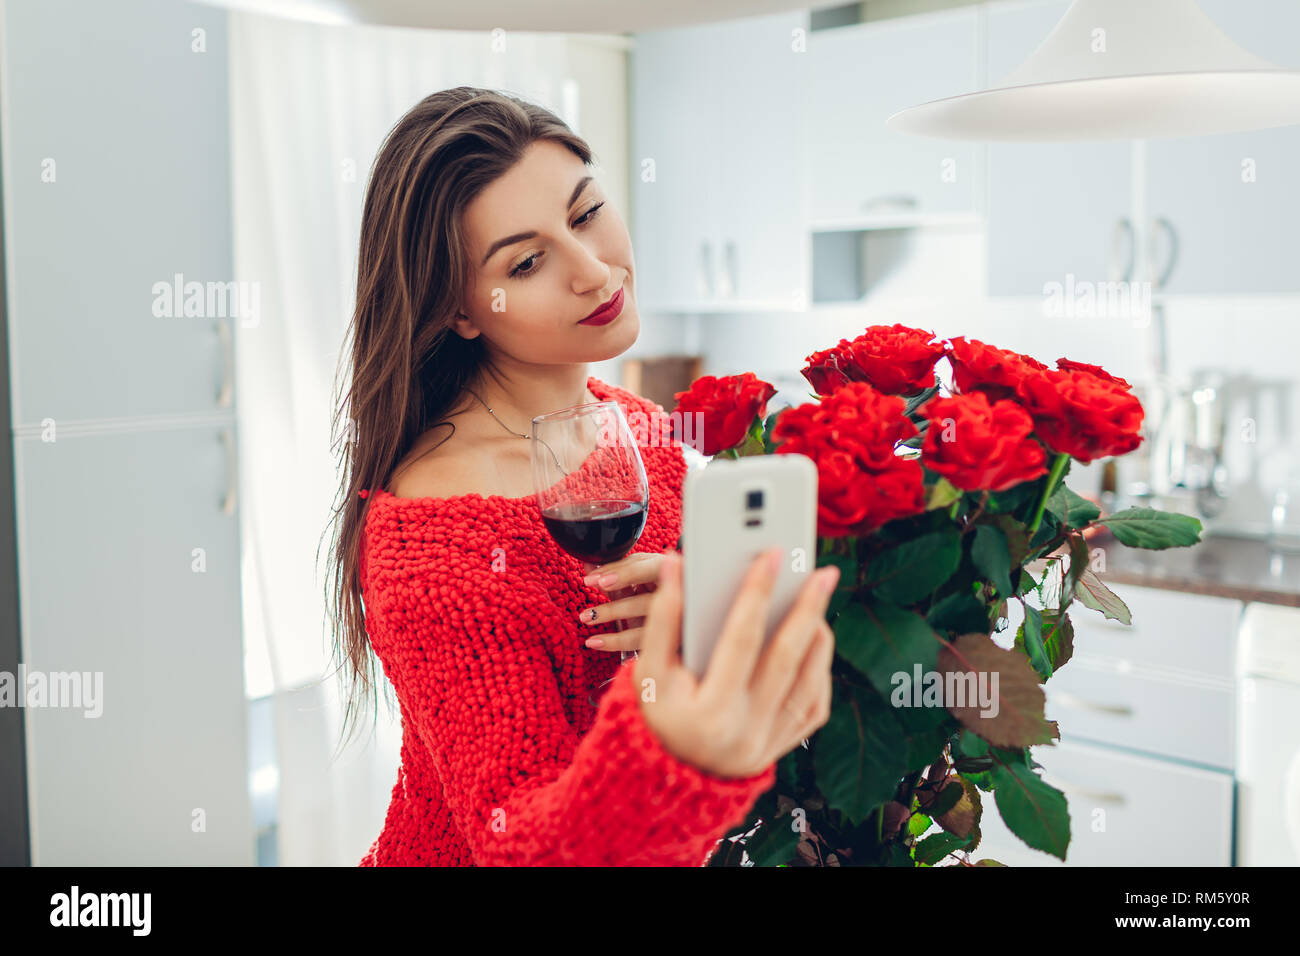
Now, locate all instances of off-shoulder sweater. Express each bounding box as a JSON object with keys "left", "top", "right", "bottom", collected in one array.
[{"left": 357, "top": 376, "right": 776, "bottom": 866}]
